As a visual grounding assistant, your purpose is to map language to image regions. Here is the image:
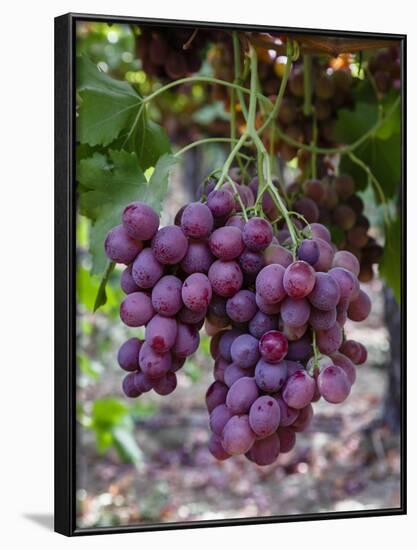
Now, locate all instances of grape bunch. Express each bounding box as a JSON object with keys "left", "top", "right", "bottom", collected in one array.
[
  {"left": 368, "top": 46, "right": 400, "bottom": 95},
  {"left": 285, "top": 175, "right": 383, "bottom": 282},
  {"left": 104, "top": 174, "right": 370, "bottom": 466}
]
